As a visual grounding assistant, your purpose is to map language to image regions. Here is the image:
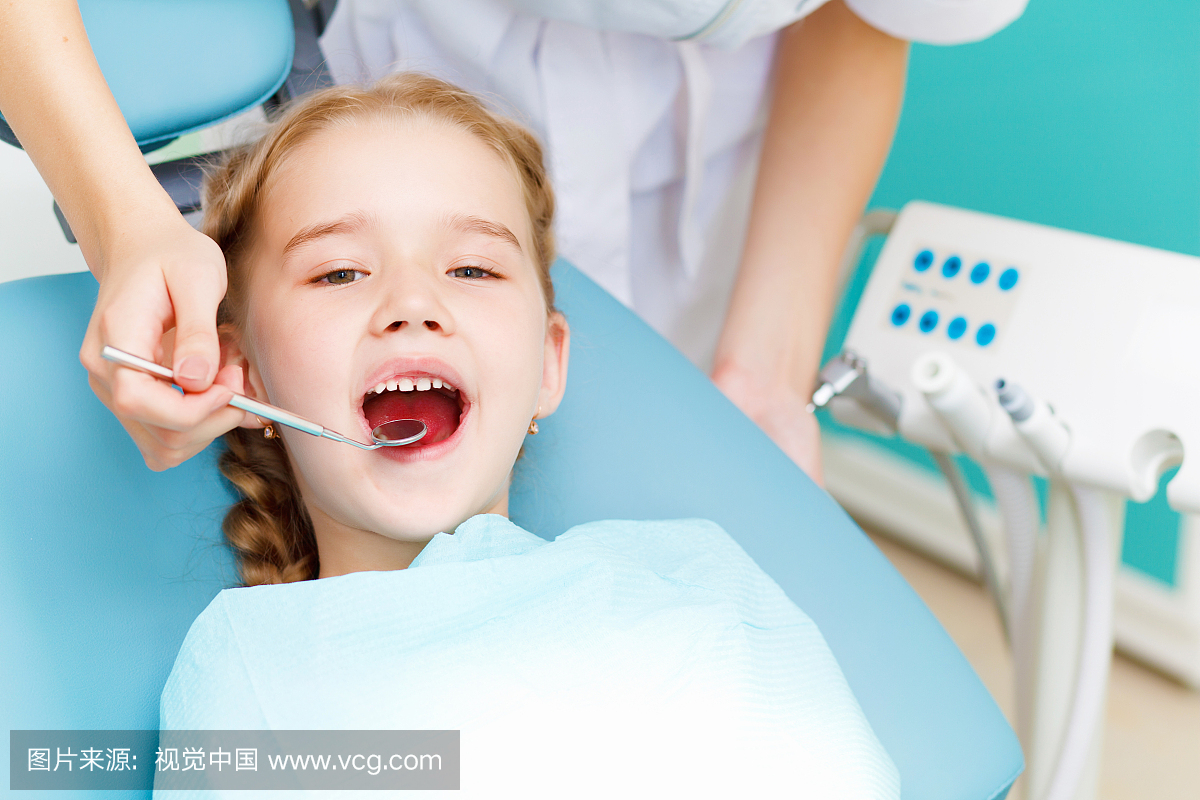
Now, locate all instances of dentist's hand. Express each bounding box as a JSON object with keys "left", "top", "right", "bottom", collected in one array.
[
  {"left": 712, "top": 360, "right": 824, "bottom": 486},
  {"left": 79, "top": 215, "right": 244, "bottom": 471},
  {"left": 0, "top": 2, "right": 248, "bottom": 470}
]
